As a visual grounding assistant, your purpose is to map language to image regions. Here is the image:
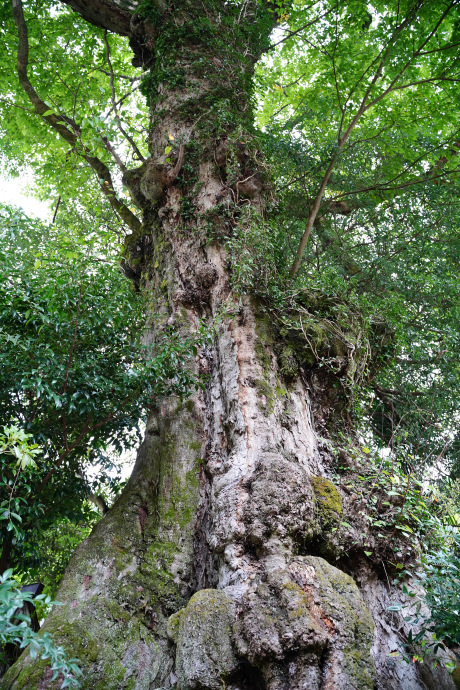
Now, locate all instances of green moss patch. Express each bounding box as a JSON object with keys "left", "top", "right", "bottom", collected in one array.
[{"left": 311, "top": 476, "right": 342, "bottom": 527}]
